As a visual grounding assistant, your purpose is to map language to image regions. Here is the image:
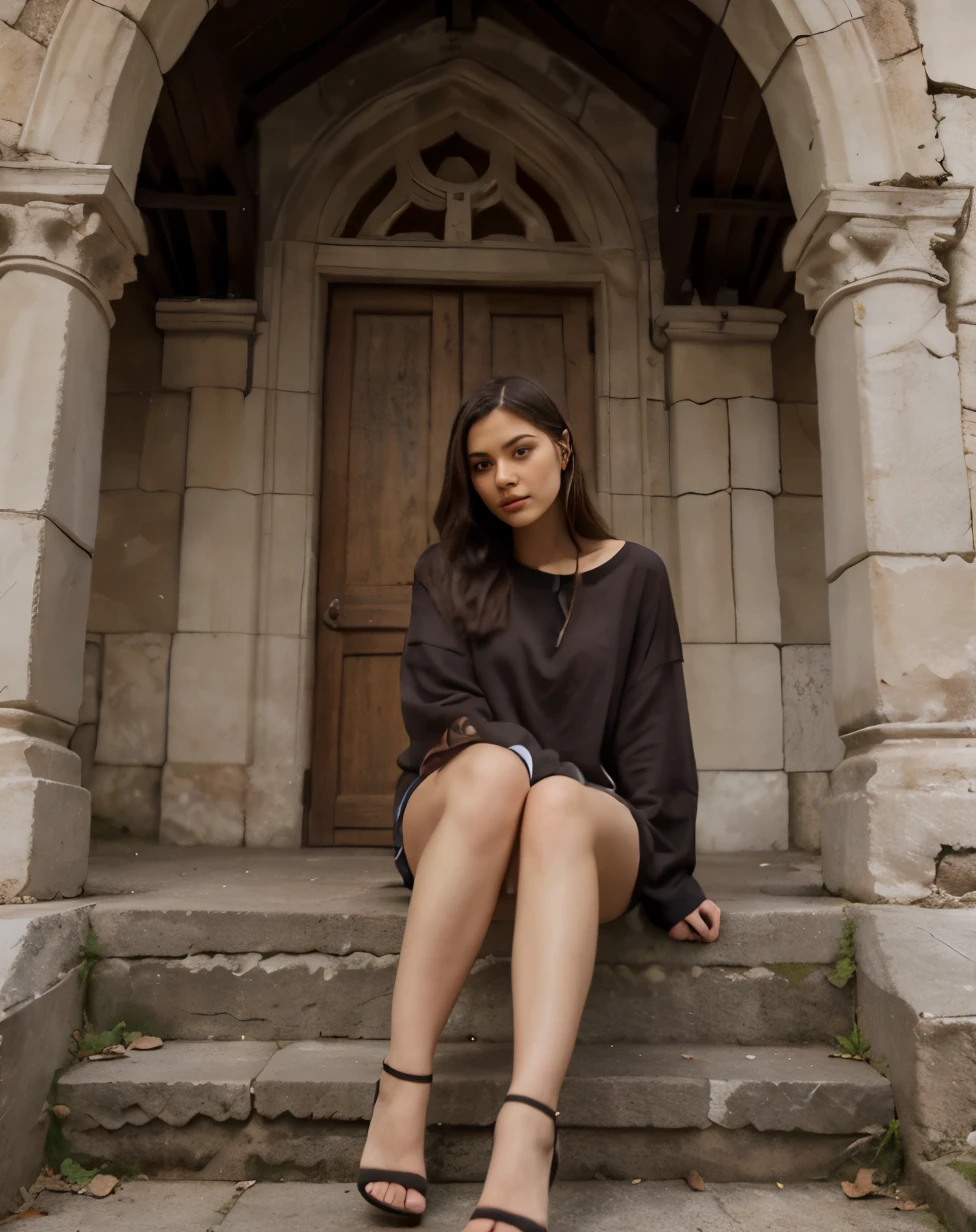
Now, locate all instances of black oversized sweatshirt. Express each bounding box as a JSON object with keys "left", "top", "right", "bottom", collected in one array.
[{"left": 393, "top": 541, "right": 706, "bottom": 931}]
